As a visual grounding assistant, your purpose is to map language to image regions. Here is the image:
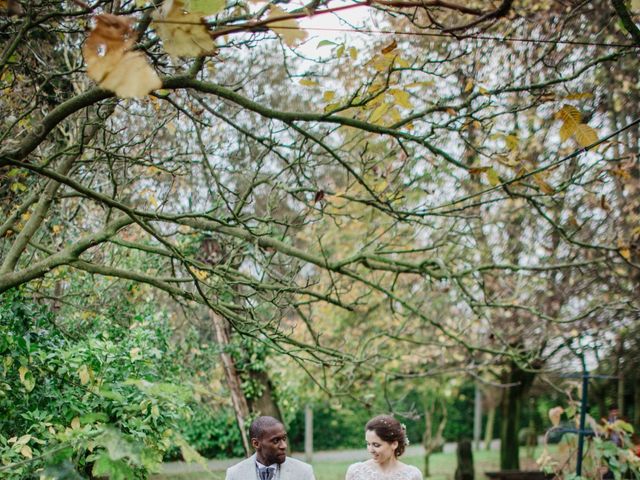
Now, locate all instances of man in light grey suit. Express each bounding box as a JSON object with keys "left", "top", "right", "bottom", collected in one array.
[{"left": 225, "top": 416, "right": 315, "bottom": 480}]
